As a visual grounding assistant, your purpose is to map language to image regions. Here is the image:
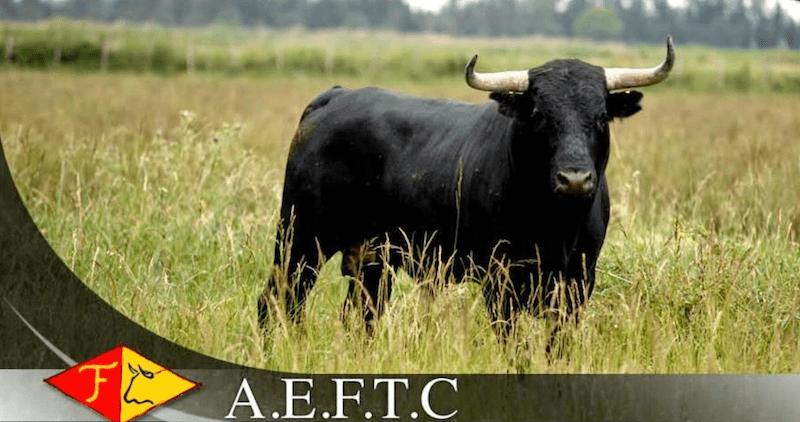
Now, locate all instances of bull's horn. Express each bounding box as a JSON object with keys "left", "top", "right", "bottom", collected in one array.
[
  {"left": 465, "top": 55, "right": 529, "bottom": 93},
  {"left": 605, "top": 36, "right": 675, "bottom": 91}
]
